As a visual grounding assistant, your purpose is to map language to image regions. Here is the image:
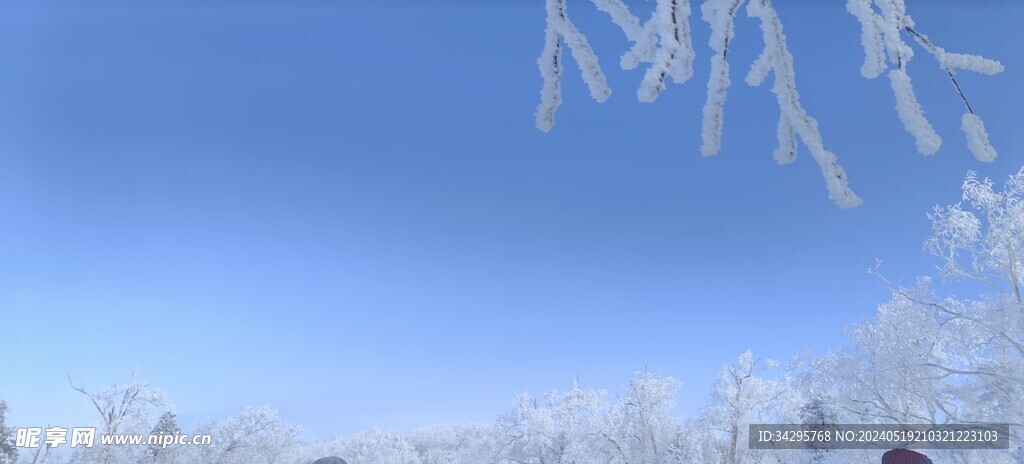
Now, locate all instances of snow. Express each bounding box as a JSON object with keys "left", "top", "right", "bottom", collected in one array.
[
  {"left": 746, "top": 0, "right": 862, "bottom": 208},
  {"left": 700, "top": 54, "right": 730, "bottom": 157},
  {"left": 534, "top": 0, "right": 1004, "bottom": 206},
  {"left": 961, "top": 113, "right": 997, "bottom": 162},
  {"left": 698, "top": 0, "right": 744, "bottom": 157},
  {"left": 590, "top": 0, "right": 645, "bottom": 41},
  {"left": 556, "top": 6, "right": 612, "bottom": 104},
  {"left": 941, "top": 52, "right": 1004, "bottom": 75},
  {"left": 846, "top": 0, "right": 886, "bottom": 78},
  {"left": 848, "top": 0, "right": 1003, "bottom": 160},
  {"left": 638, "top": 0, "right": 695, "bottom": 103},
  {"left": 773, "top": 111, "right": 796, "bottom": 165},
  {"left": 535, "top": 20, "right": 563, "bottom": 133},
  {"left": 888, "top": 68, "right": 942, "bottom": 155},
  {"left": 535, "top": 0, "right": 611, "bottom": 132}
]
